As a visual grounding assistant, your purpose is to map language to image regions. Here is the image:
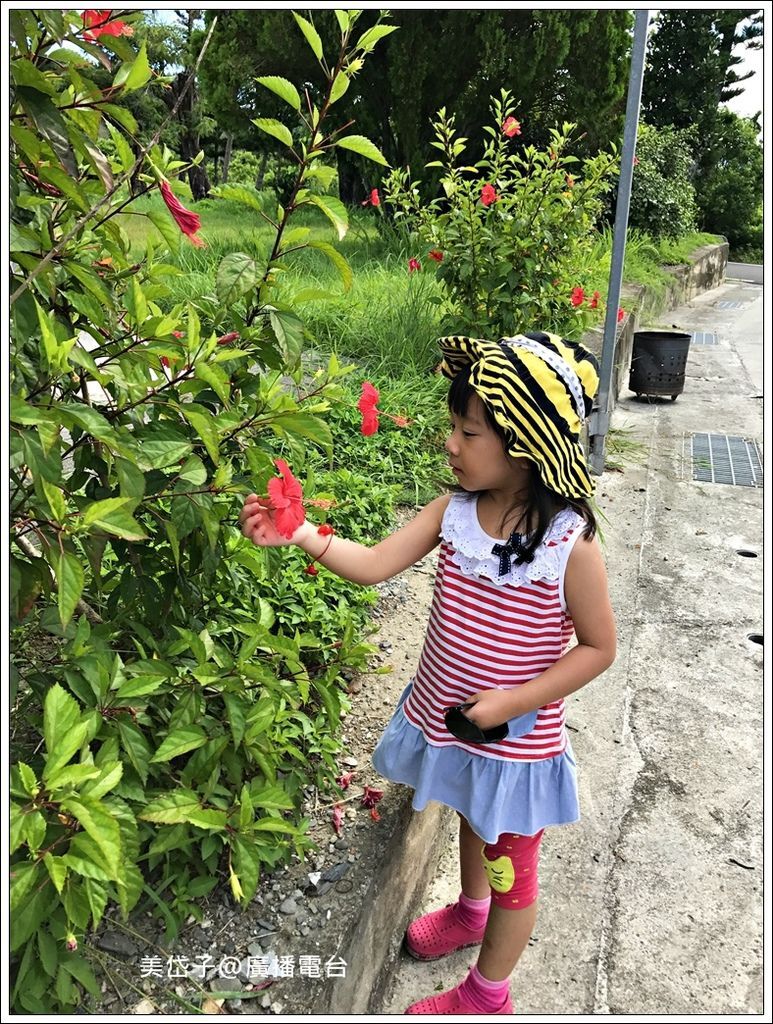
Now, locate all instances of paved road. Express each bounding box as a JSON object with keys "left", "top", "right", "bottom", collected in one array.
[{"left": 726, "top": 262, "right": 763, "bottom": 284}]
